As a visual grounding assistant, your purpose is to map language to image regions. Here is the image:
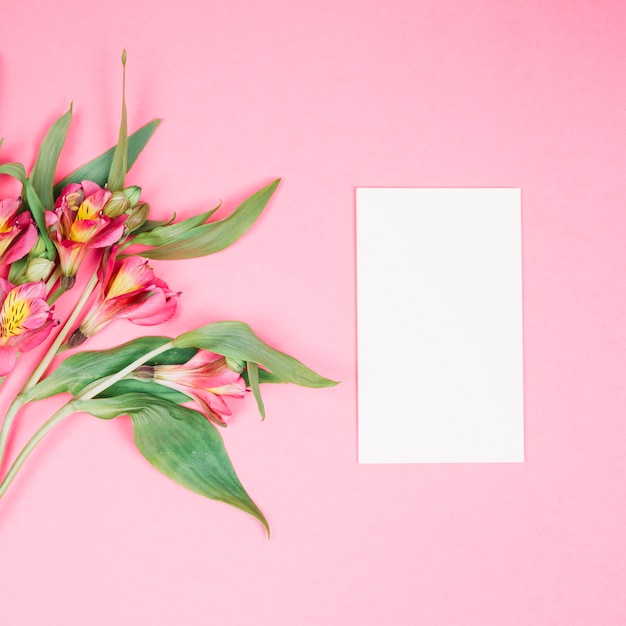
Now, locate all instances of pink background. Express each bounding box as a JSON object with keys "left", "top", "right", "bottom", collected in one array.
[{"left": 1, "top": 1, "right": 625, "bottom": 624}]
